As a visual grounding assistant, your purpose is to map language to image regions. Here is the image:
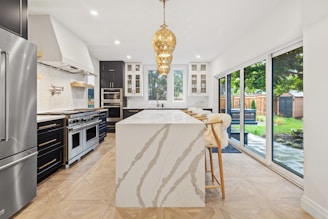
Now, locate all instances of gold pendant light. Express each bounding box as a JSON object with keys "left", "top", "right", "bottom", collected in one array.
[{"left": 152, "top": 0, "right": 176, "bottom": 75}]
